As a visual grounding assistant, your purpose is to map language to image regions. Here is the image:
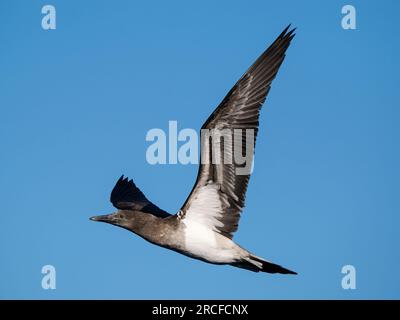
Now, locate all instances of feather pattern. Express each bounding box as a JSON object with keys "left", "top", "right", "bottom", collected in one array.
[{"left": 180, "top": 26, "right": 295, "bottom": 238}]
